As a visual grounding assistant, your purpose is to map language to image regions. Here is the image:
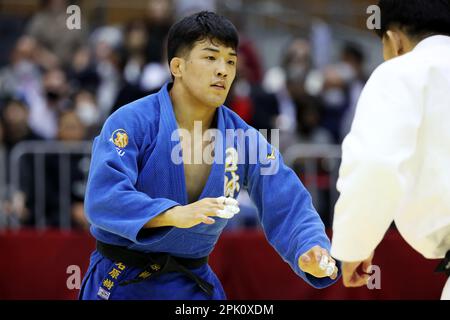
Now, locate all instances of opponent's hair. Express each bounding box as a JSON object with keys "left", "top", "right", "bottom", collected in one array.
[
  {"left": 166, "top": 11, "right": 239, "bottom": 66},
  {"left": 375, "top": 0, "right": 450, "bottom": 39}
]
